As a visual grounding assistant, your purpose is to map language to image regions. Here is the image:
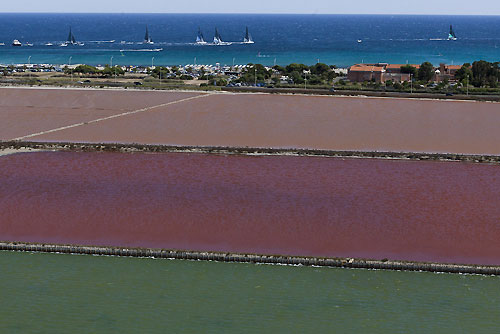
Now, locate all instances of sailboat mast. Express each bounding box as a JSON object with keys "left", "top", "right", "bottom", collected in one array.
[
  {"left": 198, "top": 27, "right": 204, "bottom": 42},
  {"left": 214, "top": 27, "right": 219, "bottom": 43}
]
